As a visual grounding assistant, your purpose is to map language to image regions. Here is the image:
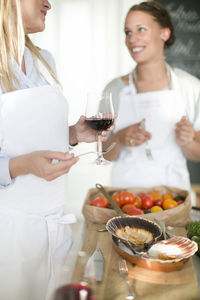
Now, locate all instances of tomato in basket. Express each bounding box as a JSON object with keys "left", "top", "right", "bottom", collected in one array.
[
  {"left": 112, "top": 191, "right": 138, "bottom": 207},
  {"left": 177, "top": 200, "right": 184, "bottom": 205},
  {"left": 162, "top": 199, "right": 178, "bottom": 210},
  {"left": 150, "top": 193, "right": 163, "bottom": 206},
  {"left": 150, "top": 192, "right": 163, "bottom": 200},
  {"left": 90, "top": 196, "right": 109, "bottom": 208},
  {"left": 151, "top": 205, "right": 163, "bottom": 212},
  {"left": 120, "top": 191, "right": 135, "bottom": 206},
  {"left": 141, "top": 194, "right": 154, "bottom": 209},
  {"left": 140, "top": 192, "right": 148, "bottom": 198},
  {"left": 163, "top": 194, "right": 174, "bottom": 201},
  {"left": 154, "top": 198, "right": 163, "bottom": 207},
  {"left": 132, "top": 196, "right": 142, "bottom": 209},
  {"left": 112, "top": 191, "right": 122, "bottom": 207},
  {"left": 122, "top": 204, "right": 144, "bottom": 215}
]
